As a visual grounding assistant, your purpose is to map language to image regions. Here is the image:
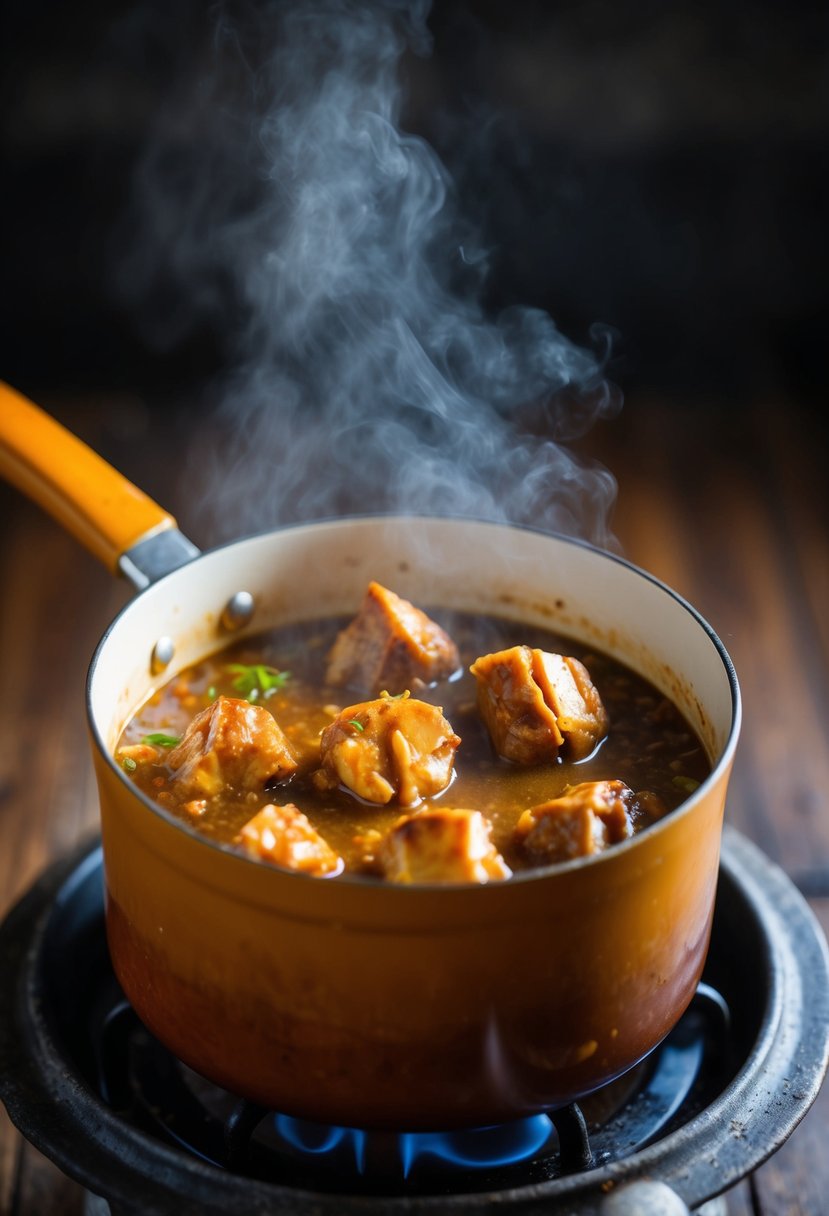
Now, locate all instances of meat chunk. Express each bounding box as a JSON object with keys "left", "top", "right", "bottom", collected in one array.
[
  {"left": 379, "top": 809, "right": 511, "bottom": 884},
  {"left": 167, "top": 696, "right": 297, "bottom": 799},
  {"left": 317, "top": 694, "right": 460, "bottom": 806},
  {"left": 236, "top": 803, "right": 342, "bottom": 876},
  {"left": 532, "top": 651, "right": 609, "bottom": 760},
  {"left": 470, "top": 645, "right": 608, "bottom": 764},
  {"left": 326, "top": 582, "right": 460, "bottom": 694},
  {"left": 514, "top": 780, "right": 637, "bottom": 864}
]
